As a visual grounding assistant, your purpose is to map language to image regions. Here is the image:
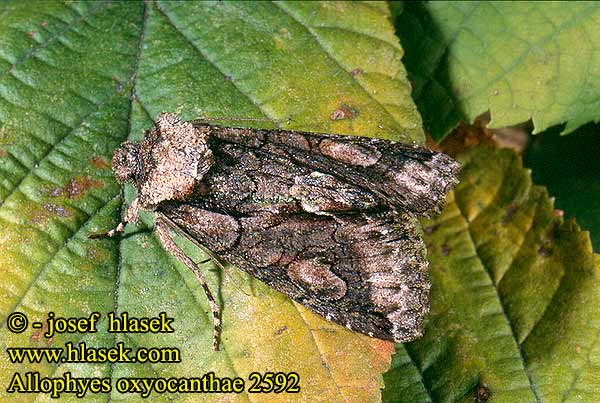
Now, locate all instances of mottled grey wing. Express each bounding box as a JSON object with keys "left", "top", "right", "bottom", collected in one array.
[
  {"left": 203, "top": 124, "right": 460, "bottom": 215},
  {"left": 160, "top": 203, "right": 429, "bottom": 343},
  {"left": 194, "top": 140, "right": 383, "bottom": 216}
]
